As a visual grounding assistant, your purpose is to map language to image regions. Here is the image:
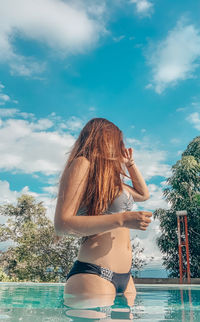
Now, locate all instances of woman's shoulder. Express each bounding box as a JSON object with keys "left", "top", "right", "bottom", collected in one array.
[{"left": 74, "top": 156, "right": 90, "bottom": 166}]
